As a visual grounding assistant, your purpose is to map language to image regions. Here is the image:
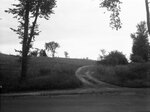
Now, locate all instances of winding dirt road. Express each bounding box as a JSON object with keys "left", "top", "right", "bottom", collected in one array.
[{"left": 75, "top": 65, "right": 118, "bottom": 88}]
